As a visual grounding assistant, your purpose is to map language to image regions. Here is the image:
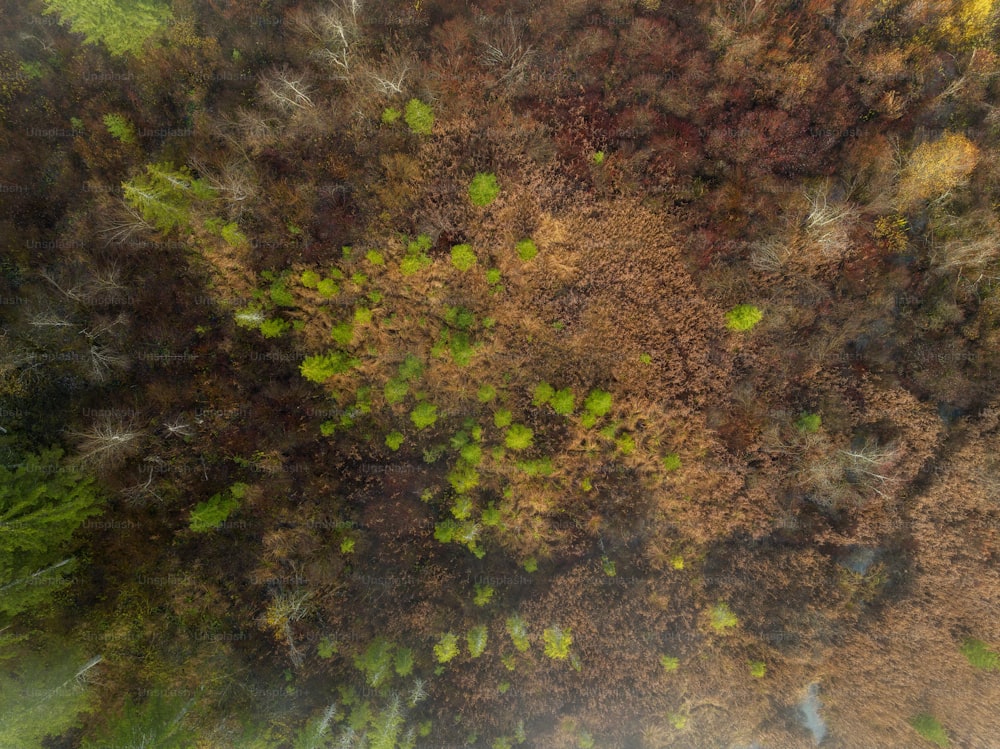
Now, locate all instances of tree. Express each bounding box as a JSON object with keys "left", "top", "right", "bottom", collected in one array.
[
  {"left": 0, "top": 449, "right": 102, "bottom": 621},
  {"left": 81, "top": 691, "right": 196, "bottom": 749},
  {"left": 122, "top": 163, "right": 217, "bottom": 232},
  {"left": 404, "top": 99, "right": 434, "bottom": 135},
  {"left": 0, "top": 643, "right": 101, "bottom": 748},
  {"left": 542, "top": 626, "right": 572, "bottom": 660},
  {"left": 896, "top": 133, "right": 979, "bottom": 210},
  {"left": 43, "top": 0, "right": 172, "bottom": 56}
]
